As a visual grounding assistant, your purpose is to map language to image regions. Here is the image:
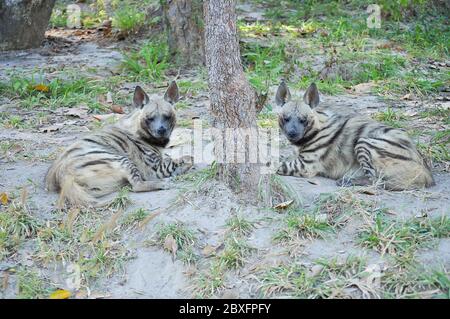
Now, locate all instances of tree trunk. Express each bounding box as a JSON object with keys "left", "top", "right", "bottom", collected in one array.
[
  {"left": 0, "top": 0, "right": 56, "bottom": 51},
  {"left": 204, "top": 0, "right": 262, "bottom": 199},
  {"left": 162, "top": 0, "right": 204, "bottom": 66}
]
